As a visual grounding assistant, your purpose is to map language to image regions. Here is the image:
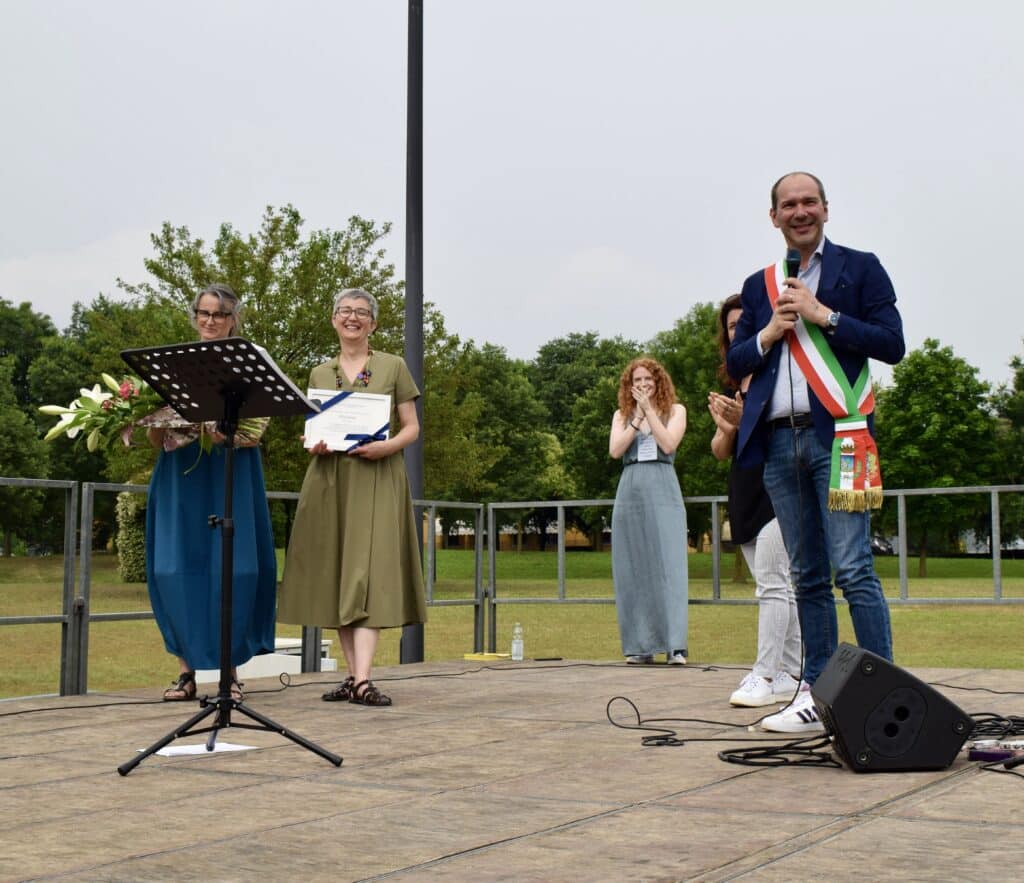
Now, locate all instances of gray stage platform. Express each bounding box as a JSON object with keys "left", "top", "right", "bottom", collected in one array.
[{"left": 2, "top": 660, "right": 1023, "bottom": 881}]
